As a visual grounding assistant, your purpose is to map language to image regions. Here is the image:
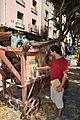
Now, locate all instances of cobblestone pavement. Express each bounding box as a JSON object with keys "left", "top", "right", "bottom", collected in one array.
[{"left": 0, "top": 67, "right": 80, "bottom": 120}]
